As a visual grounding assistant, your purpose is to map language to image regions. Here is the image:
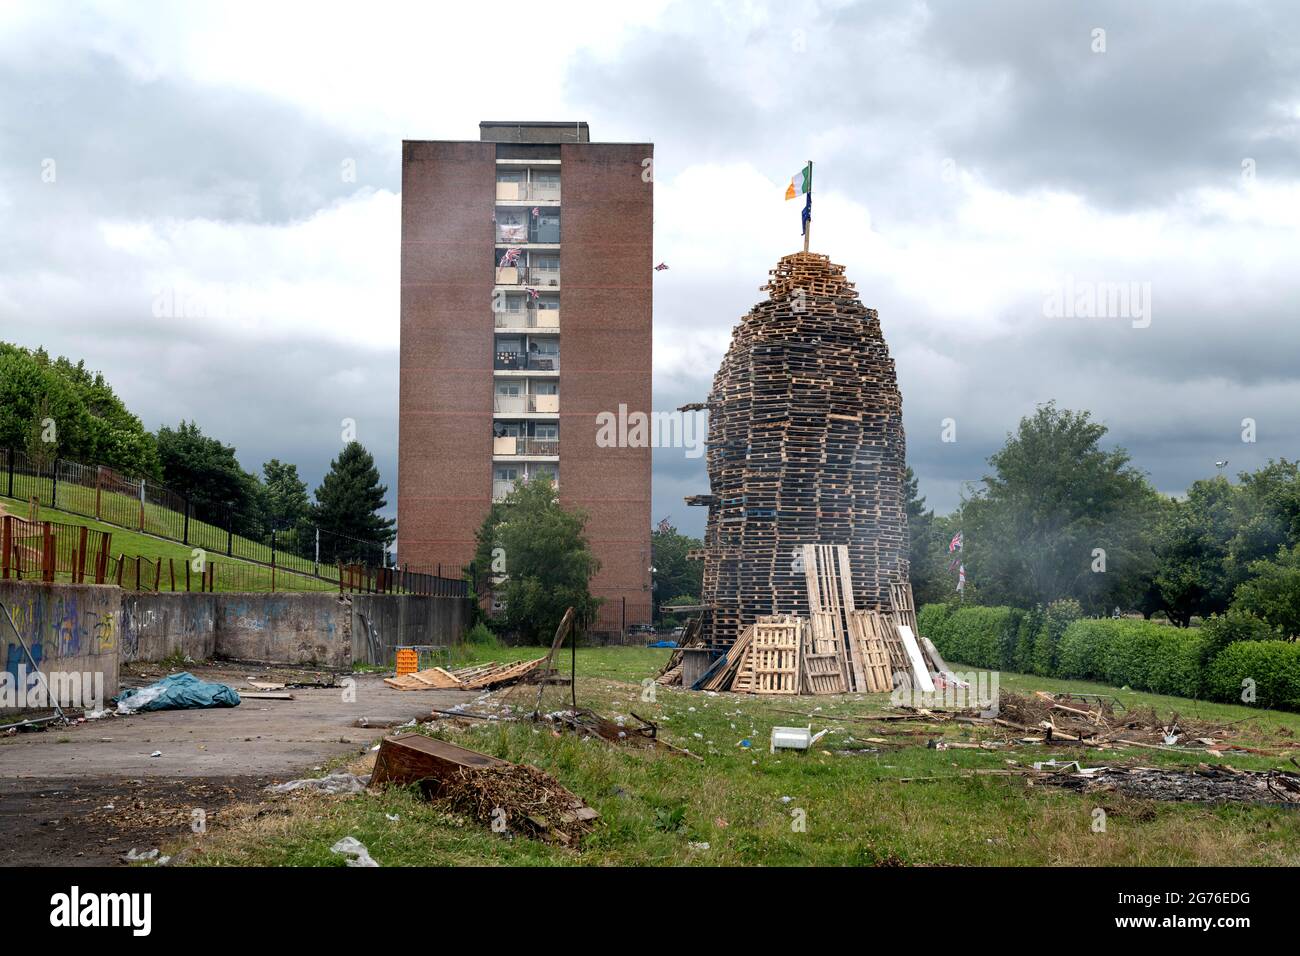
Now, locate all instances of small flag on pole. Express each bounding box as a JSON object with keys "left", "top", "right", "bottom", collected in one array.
[
  {"left": 957, "top": 563, "right": 966, "bottom": 592},
  {"left": 801, "top": 193, "right": 812, "bottom": 235},
  {"left": 785, "top": 163, "right": 813, "bottom": 200},
  {"left": 949, "top": 531, "right": 963, "bottom": 552},
  {"left": 654, "top": 262, "right": 669, "bottom": 271}
]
